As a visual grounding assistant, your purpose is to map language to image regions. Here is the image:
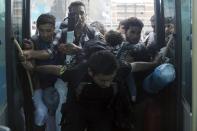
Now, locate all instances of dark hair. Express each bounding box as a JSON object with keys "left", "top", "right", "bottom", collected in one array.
[
  {"left": 90, "top": 21, "right": 106, "bottom": 35},
  {"left": 165, "top": 17, "right": 174, "bottom": 24},
  {"left": 68, "top": 1, "right": 86, "bottom": 11},
  {"left": 88, "top": 50, "right": 119, "bottom": 75},
  {"left": 105, "top": 30, "right": 123, "bottom": 47},
  {"left": 83, "top": 40, "right": 111, "bottom": 58},
  {"left": 117, "top": 19, "right": 127, "bottom": 30},
  {"left": 36, "top": 13, "right": 56, "bottom": 27},
  {"left": 123, "top": 17, "right": 144, "bottom": 32}
]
